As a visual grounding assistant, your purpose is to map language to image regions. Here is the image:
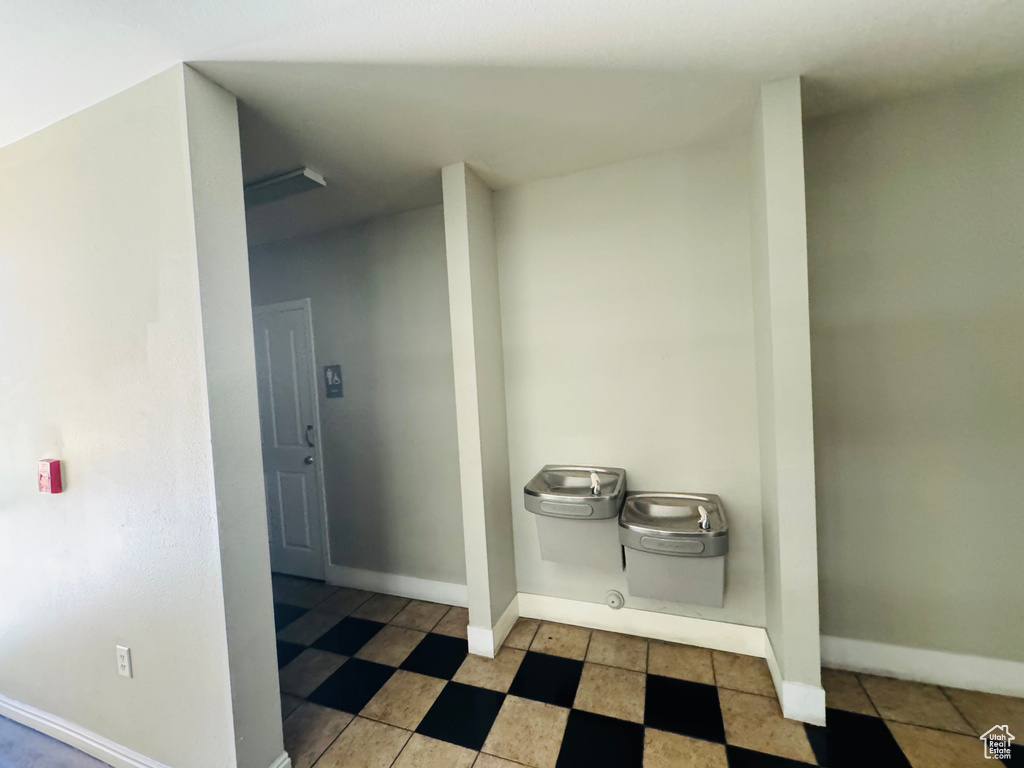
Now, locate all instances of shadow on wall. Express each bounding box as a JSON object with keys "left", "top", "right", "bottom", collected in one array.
[{"left": 805, "top": 73, "right": 1024, "bottom": 662}]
